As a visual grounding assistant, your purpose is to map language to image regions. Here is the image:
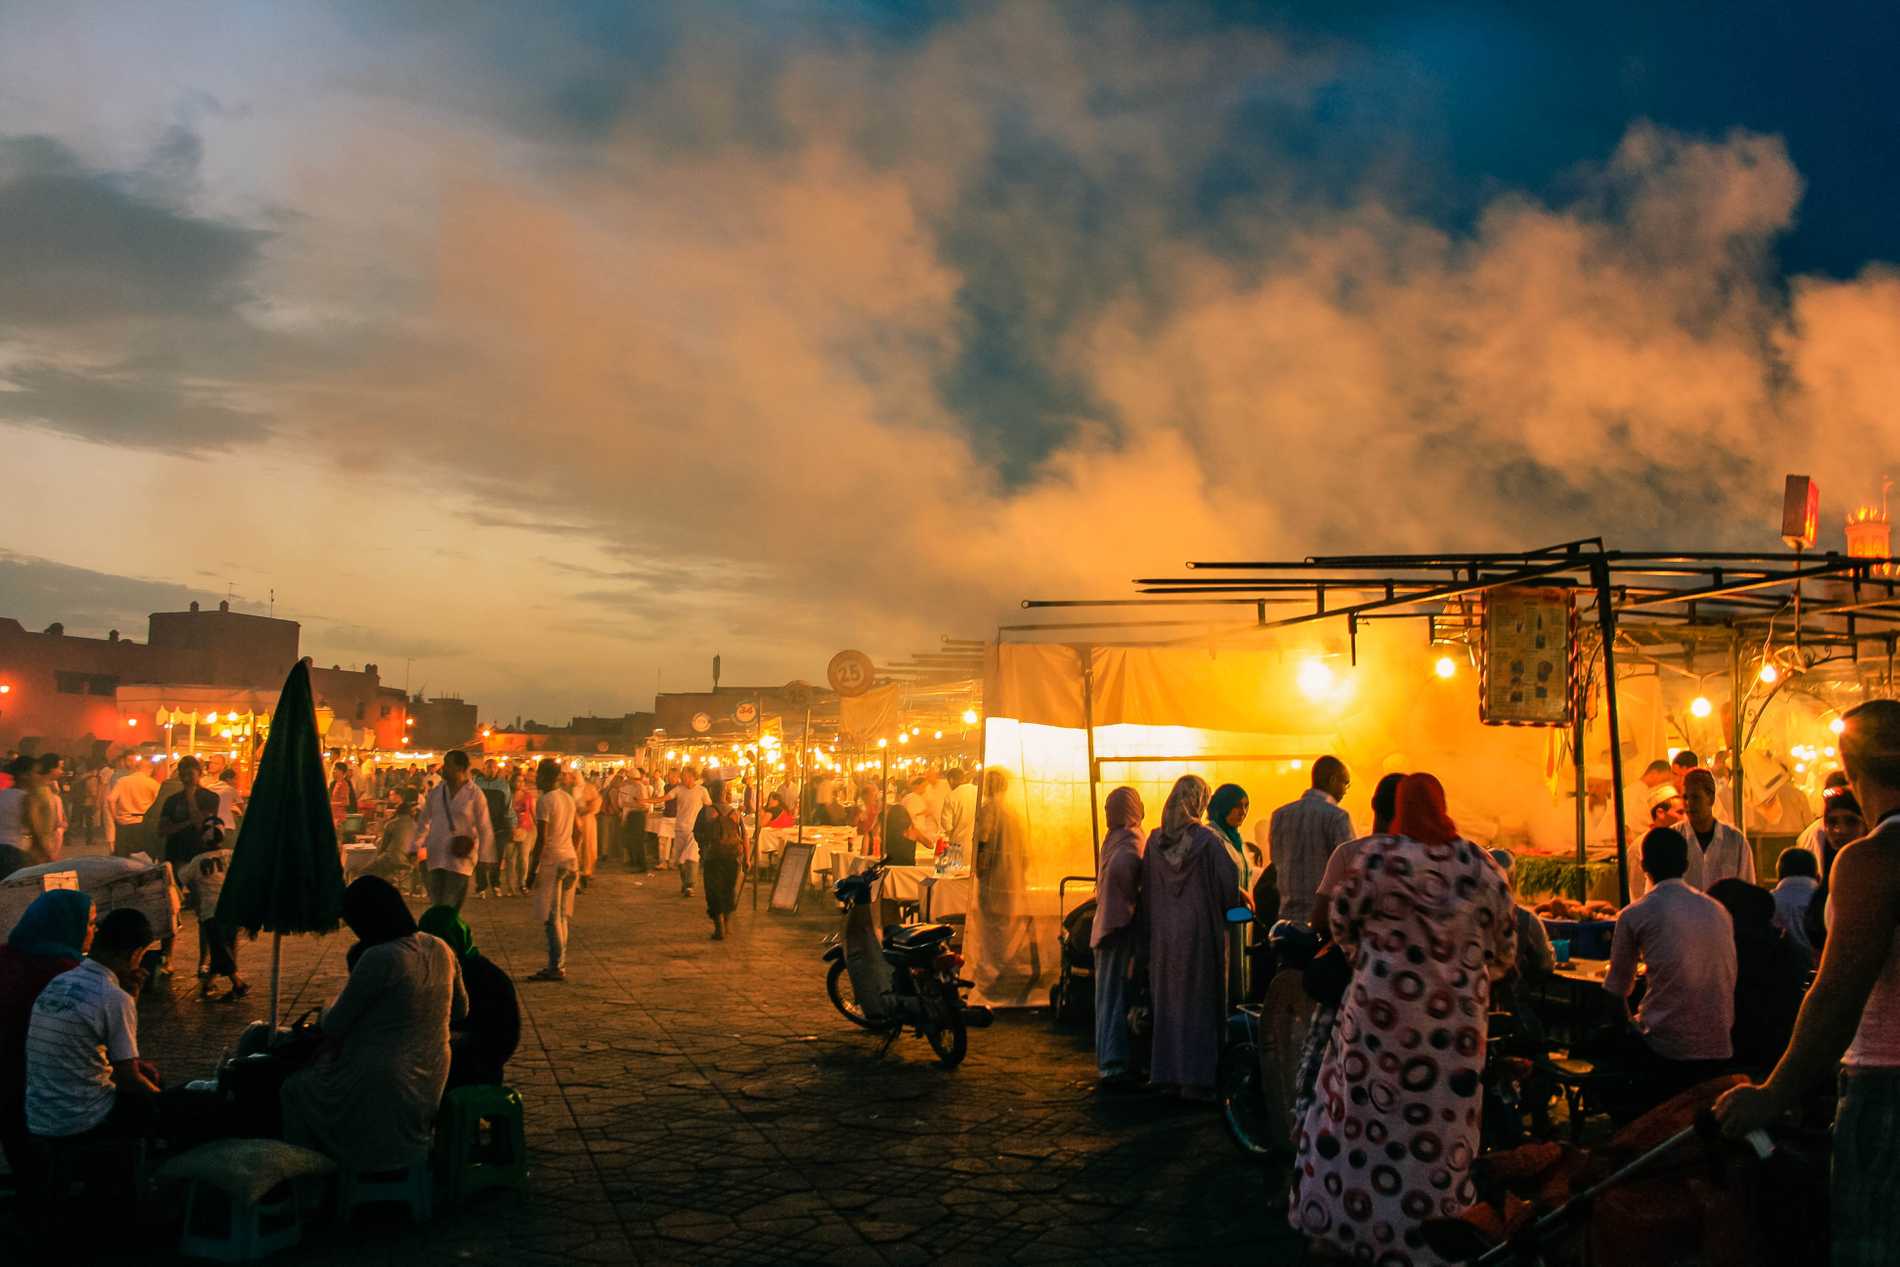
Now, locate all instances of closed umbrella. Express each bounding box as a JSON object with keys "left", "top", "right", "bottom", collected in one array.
[{"left": 216, "top": 659, "right": 346, "bottom": 1029}]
